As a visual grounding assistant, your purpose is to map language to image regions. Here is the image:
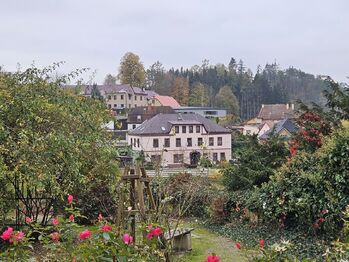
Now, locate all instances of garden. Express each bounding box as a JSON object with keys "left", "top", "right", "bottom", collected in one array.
[{"left": 0, "top": 65, "right": 348, "bottom": 261}]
